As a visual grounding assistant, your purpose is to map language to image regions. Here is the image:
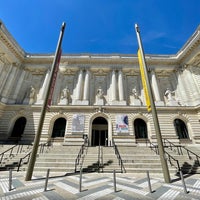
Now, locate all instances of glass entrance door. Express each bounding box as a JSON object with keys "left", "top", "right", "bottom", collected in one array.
[{"left": 92, "top": 129, "right": 108, "bottom": 146}]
